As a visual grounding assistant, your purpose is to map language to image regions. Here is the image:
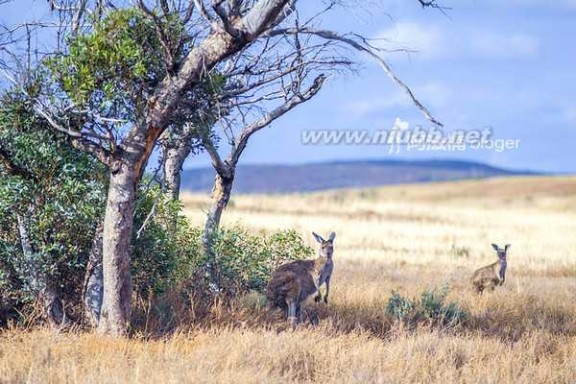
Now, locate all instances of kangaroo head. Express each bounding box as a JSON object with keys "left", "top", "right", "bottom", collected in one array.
[
  {"left": 313, "top": 231, "right": 335, "bottom": 258},
  {"left": 491, "top": 243, "right": 510, "bottom": 261}
]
